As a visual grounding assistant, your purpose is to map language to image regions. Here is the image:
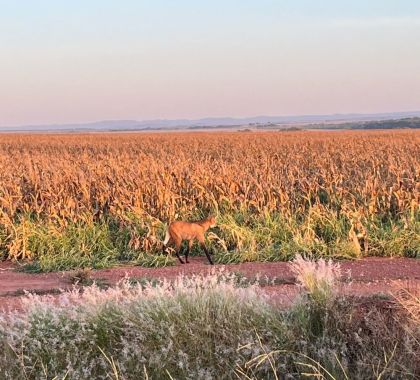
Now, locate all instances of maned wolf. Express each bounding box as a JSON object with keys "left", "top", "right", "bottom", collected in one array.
[{"left": 162, "top": 215, "right": 216, "bottom": 264}]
